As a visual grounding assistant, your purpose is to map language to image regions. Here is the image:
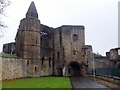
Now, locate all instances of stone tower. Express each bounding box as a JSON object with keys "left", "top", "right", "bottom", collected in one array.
[
  {"left": 54, "top": 25, "right": 85, "bottom": 76},
  {"left": 15, "top": 1, "right": 41, "bottom": 77}
]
